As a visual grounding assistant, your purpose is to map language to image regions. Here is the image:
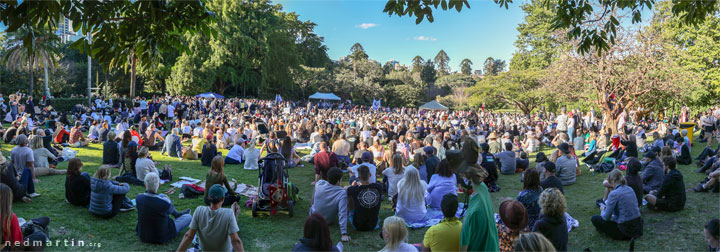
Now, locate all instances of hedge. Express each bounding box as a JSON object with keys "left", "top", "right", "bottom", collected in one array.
[{"left": 49, "top": 98, "right": 89, "bottom": 112}]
